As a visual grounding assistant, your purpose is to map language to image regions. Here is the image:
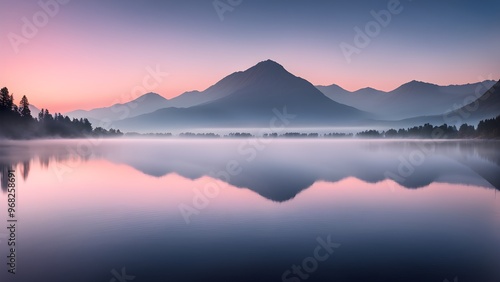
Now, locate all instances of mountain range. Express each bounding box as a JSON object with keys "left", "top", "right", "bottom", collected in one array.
[
  {"left": 67, "top": 93, "right": 171, "bottom": 125},
  {"left": 2, "top": 140, "right": 499, "bottom": 201},
  {"left": 65, "top": 60, "right": 500, "bottom": 132},
  {"left": 65, "top": 68, "right": 263, "bottom": 124},
  {"left": 317, "top": 80, "right": 497, "bottom": 120},
  {"left": 398, "top": 80, "right": 500, "bottom": 127},
  {"left": 112, "top": 60, "right": 372, "bottom": 132}
]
